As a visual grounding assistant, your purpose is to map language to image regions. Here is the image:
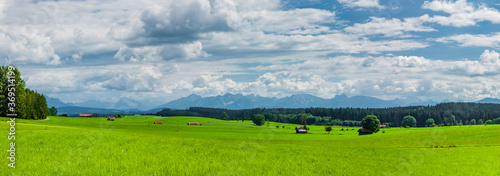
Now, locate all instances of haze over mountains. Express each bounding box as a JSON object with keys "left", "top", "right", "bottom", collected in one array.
[
  {"left": 155, "top": 93, "right": 440, "bottom": 109},
  {"left": 46, "top": 93, "right": 500, "bottom": 115}
]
